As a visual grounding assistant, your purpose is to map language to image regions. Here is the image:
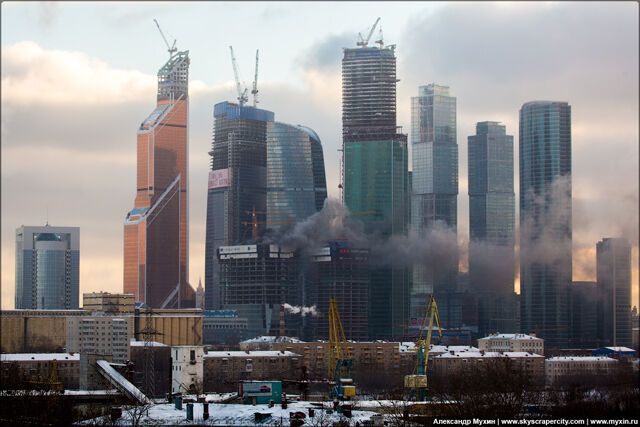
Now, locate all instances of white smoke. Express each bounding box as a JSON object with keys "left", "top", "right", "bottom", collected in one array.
[{"left": 283, "top": 303, "right": 319, "bottom": 317}]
